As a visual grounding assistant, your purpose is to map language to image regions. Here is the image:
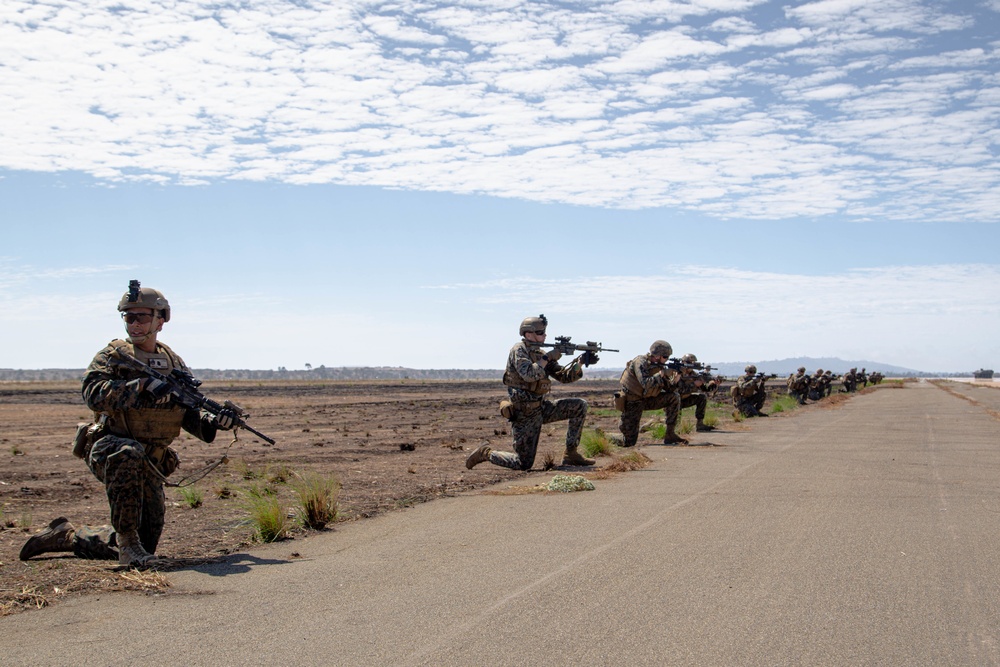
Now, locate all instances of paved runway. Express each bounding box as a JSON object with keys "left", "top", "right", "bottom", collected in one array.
[{"left": 3, "top": 381, "right": 999, "bottom": 666}]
